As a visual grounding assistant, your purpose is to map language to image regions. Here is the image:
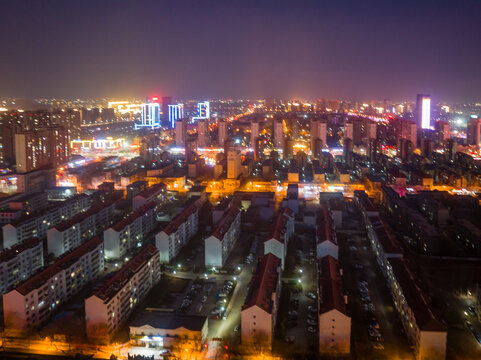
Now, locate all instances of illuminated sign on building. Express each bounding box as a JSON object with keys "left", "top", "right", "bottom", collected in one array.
[
  {"left": 135, "top": 103, "right": 161, "bottom": 129},
  {"left": 193, "top": 101, "right": 210, "bottom": 120},
  {"left": 168, "top": 104, "right": 184, "bottom": 128},
  {"left": 71, "top": 137, "right": 126, "bottom": 150},
  {"left": 421, "top": 97, "right": 431, "bottom": 129}
]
